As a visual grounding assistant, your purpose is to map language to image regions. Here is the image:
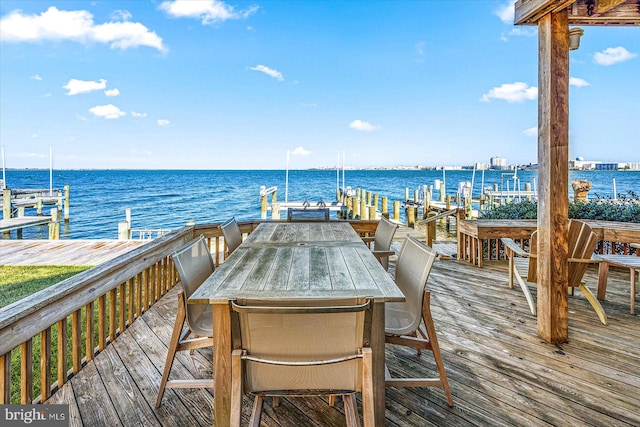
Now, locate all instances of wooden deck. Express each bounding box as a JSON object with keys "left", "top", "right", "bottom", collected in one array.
[
  {"left": 45, "top": 257, "right": 640, "bottom": 426},
  {"left": 0, "top": 240, "right": 148, "bottom": 265},
  {"left": 0, "top": 216, "right": 51, "bottom": 233}
]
